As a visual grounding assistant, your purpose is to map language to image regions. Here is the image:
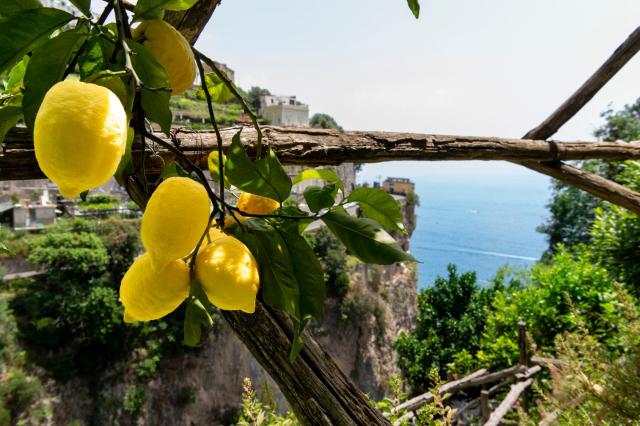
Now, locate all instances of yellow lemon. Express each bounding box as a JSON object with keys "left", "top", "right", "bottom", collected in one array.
[
  {"left": 34, "top": 80, "right": 127, "bottom": 199},
  {"left": 195, "top": 236, "right": 259, "bottom": 313},
  {"left": 237, "top": 192, "right": 280, "bottom": 215},
  {"left": 120, "top": 252, "right": 190, "bottom": 322},
  {"left": 141, "top": 177, "right": 210, "bottom": 270},
  {"left": 132, "top": 20, "right": 196, "bottom": 95}
]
